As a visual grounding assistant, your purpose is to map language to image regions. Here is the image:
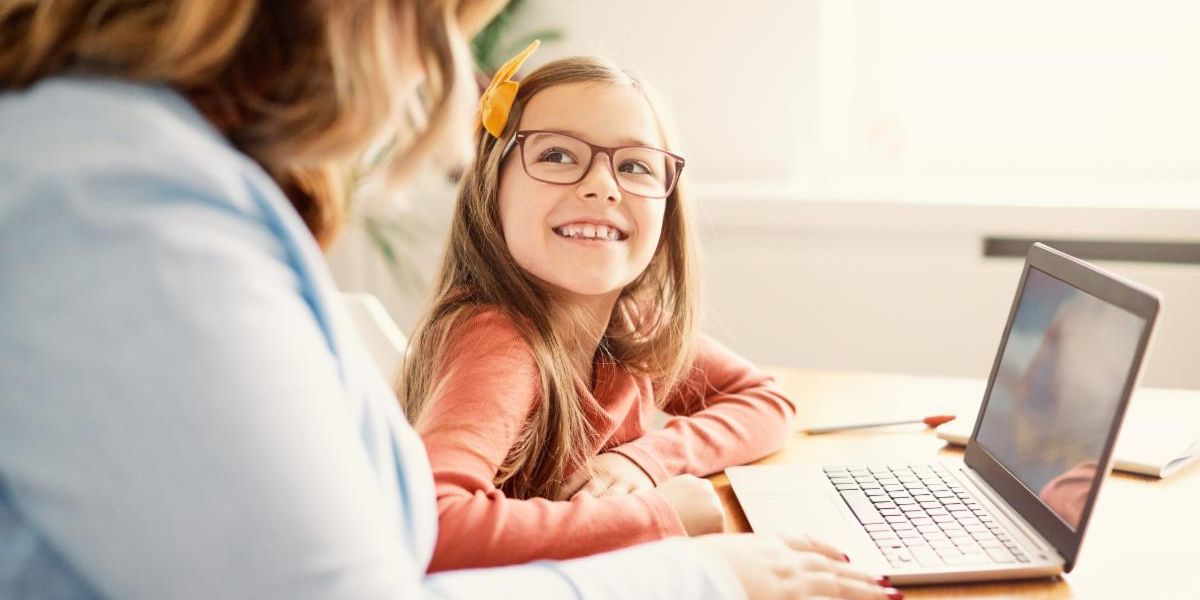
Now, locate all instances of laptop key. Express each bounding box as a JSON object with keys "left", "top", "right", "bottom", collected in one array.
[
  {"left": 840, "top": 490, "right": 886, "bottom": 525},
  {"left": 944, "top": 553, "right": 988, "bottom": 566},
  {"left": 910, "top": 546, "right": 944, "bottom": 567},
  {"left": 985, "top": 546, "right": 1016, "bottom": 563},
  {"left": 887, "top": 549, "right": 915, "bottom": 566}
]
